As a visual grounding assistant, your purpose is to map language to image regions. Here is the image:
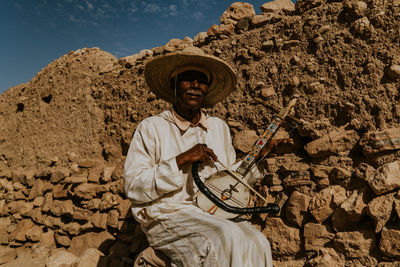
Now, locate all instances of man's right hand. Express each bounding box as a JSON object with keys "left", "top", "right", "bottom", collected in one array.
[{"left": 176, "top": 144, "right": 218, "bottom": 169}]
